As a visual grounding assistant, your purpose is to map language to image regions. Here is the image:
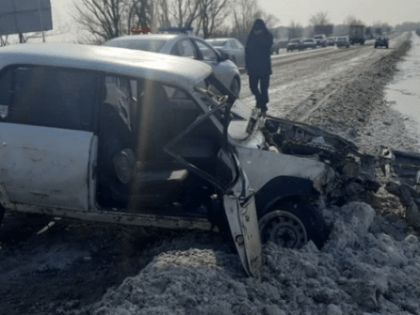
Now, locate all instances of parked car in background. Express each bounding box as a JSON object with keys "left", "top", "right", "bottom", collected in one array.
[
  {"left": 206, "top": 38, "right": 245, "bottom": 68},
  {"left": 302, "top": 38, "right": 317, "bottom": 49},
  {"left": 313, "top": 34, "right": 327, "bottom": 47},
  {"left": 335, "top": 36, "right": 350, "bottom": 48},
  {"left": 104, "top": 27, "right": 241, "bottom": 97},
  {"left": 271, "top": 40, "right": 281, "bottom": 55},
  {"left": 326, "top": 37, "right": 335, "bottom": 46},
  {"left": 286, "top": 38, "right": 305, "bottom": 52},
  {"left": 374, "top": 35, "right": 389, "bottom": 49}
]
